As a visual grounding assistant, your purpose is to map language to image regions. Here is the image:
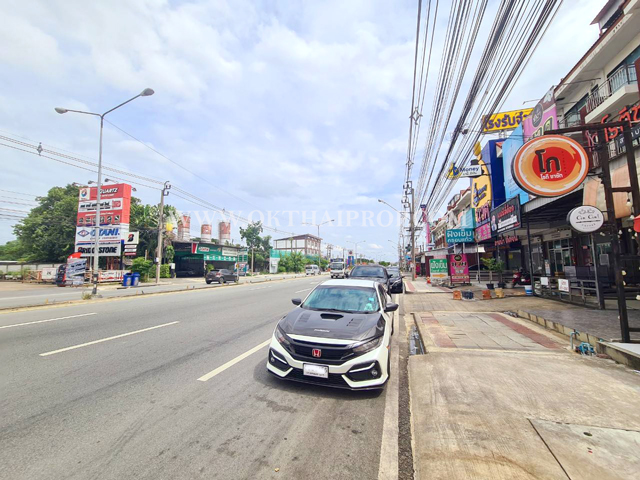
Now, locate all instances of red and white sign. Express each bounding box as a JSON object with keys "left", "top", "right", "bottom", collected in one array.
[
  {"left": 77, "top": 211, "right": 124, "bottom": 226},
  {"left": 512, "top": 135, "right": 589, "bottom": 197}
]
